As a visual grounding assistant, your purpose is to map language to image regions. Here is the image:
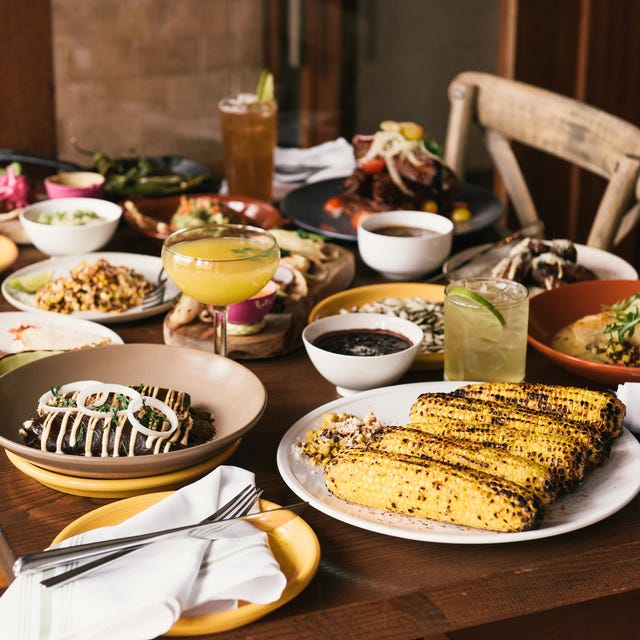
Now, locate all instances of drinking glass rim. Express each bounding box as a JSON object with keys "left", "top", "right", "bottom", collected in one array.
[
  {"left": 445, "top": 277, "right": 529, "bottom": 308},
  {"left": 162, "top": 223, "right": 278, "bottom": 263}
]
